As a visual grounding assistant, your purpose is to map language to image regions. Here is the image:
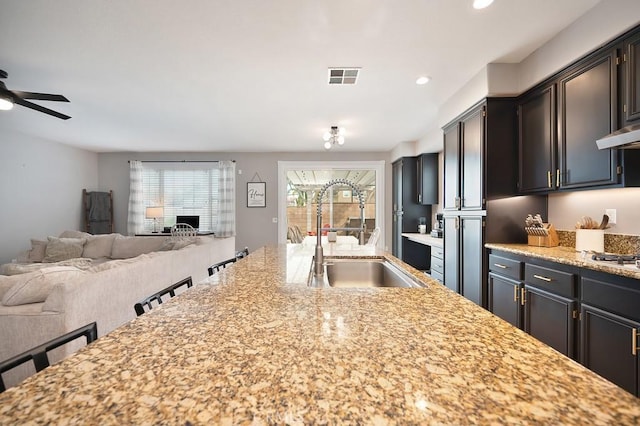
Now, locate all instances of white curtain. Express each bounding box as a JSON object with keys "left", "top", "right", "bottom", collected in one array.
[
  {"left": 127, "top": 160, "right": 144, "bottom": 236},
  {"left": 216, "top": 160, "right": 236, "bottom": 237}
]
